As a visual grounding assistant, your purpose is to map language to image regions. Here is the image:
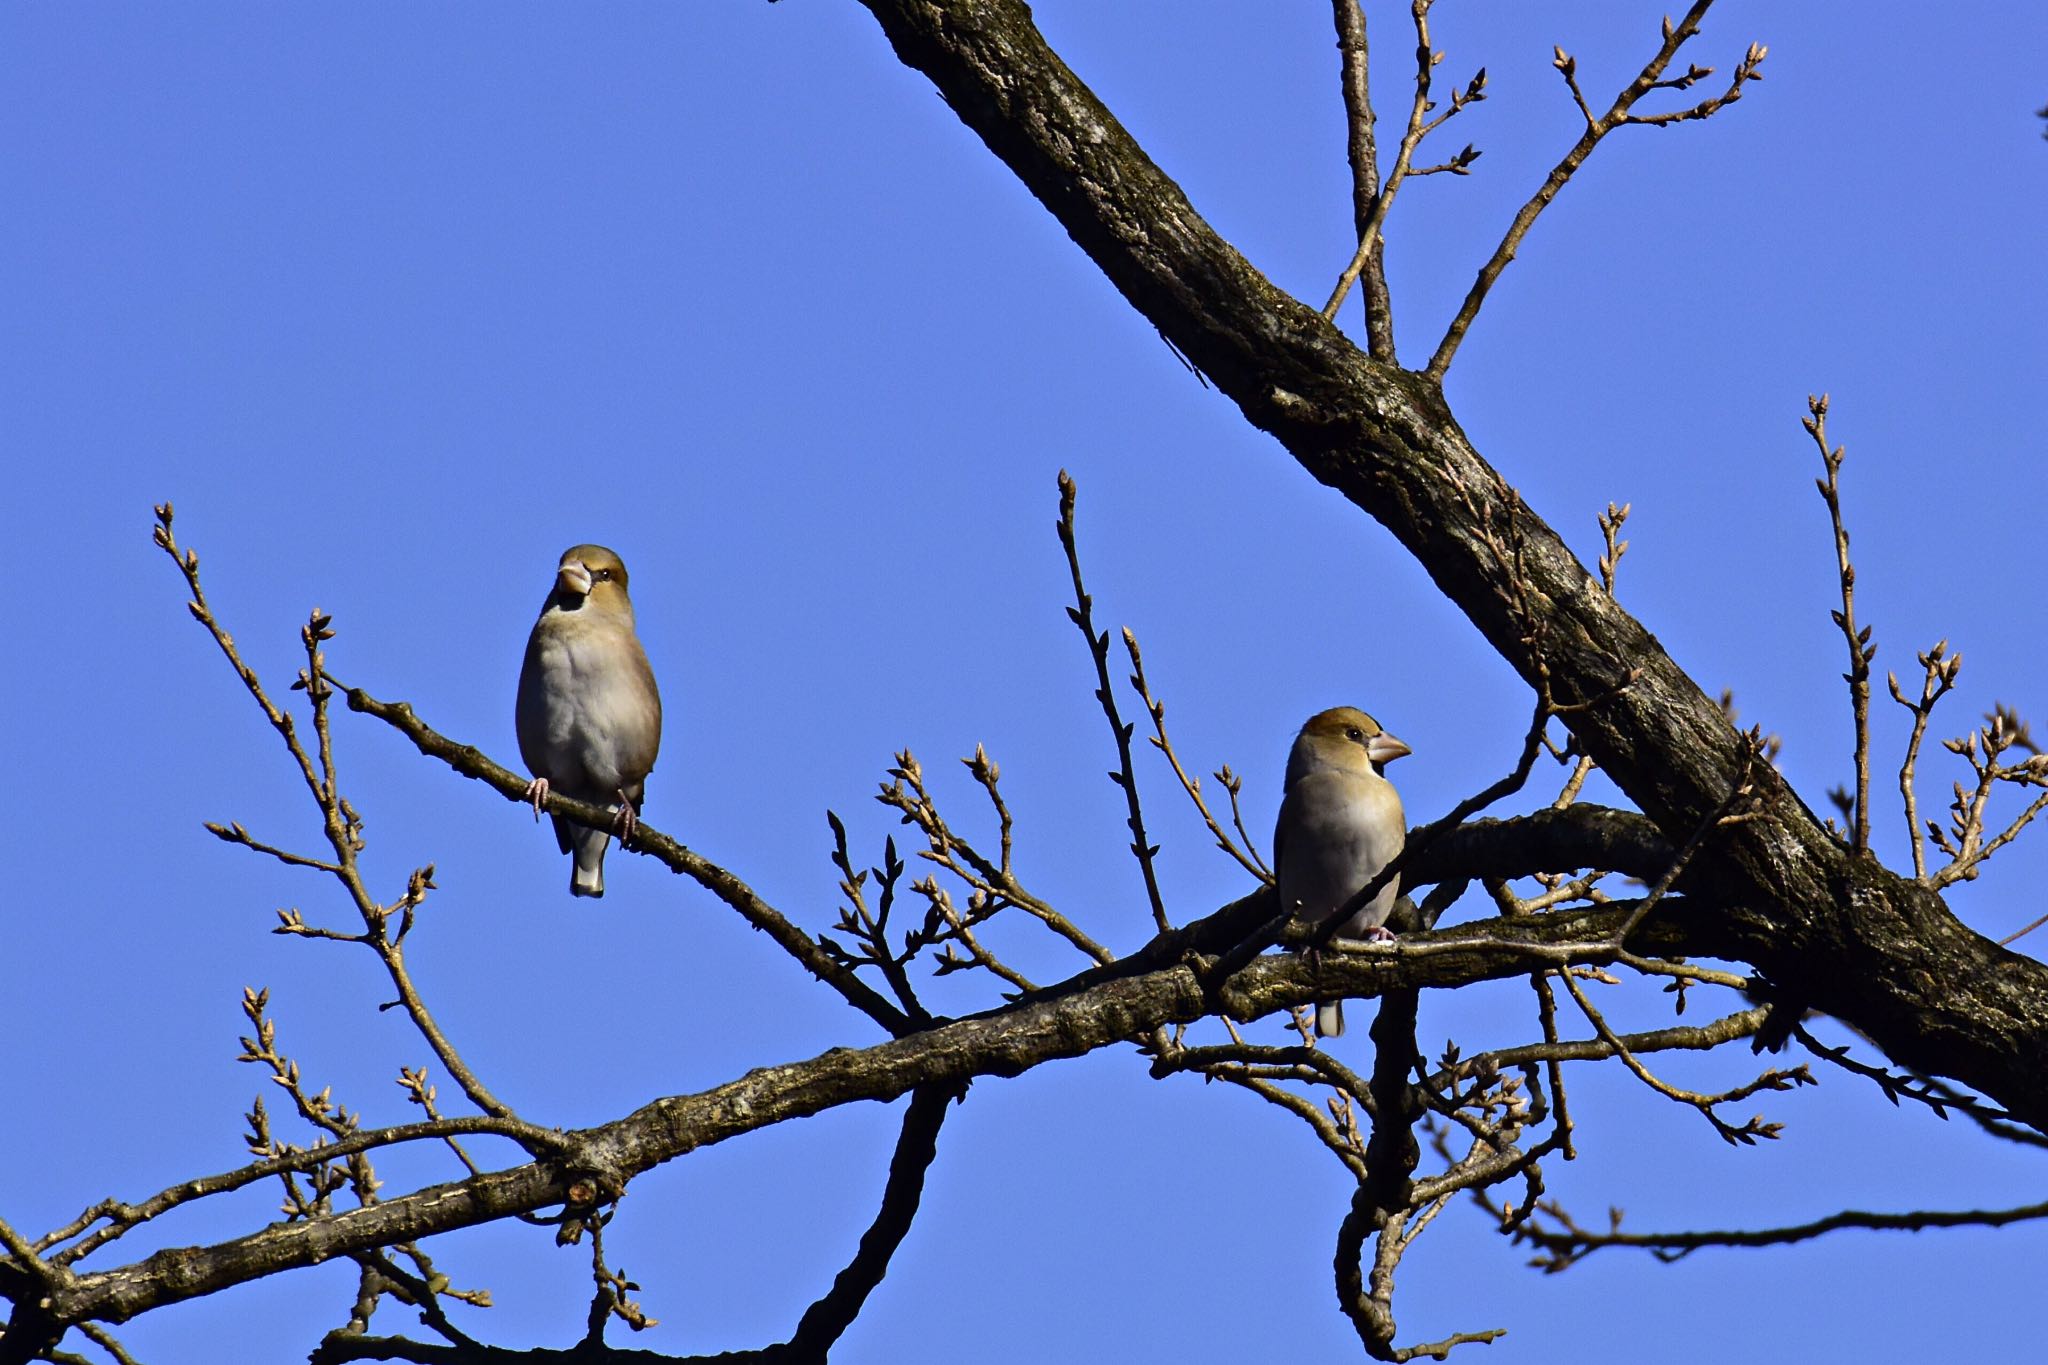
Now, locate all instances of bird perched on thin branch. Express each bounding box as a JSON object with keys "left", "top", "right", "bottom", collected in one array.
[
  {"left": 1274, "top": 706, "right": 1411, "bottom": 1037},
  {"left": 516, "top": 544, "right": 663, "bottom": 898}
]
